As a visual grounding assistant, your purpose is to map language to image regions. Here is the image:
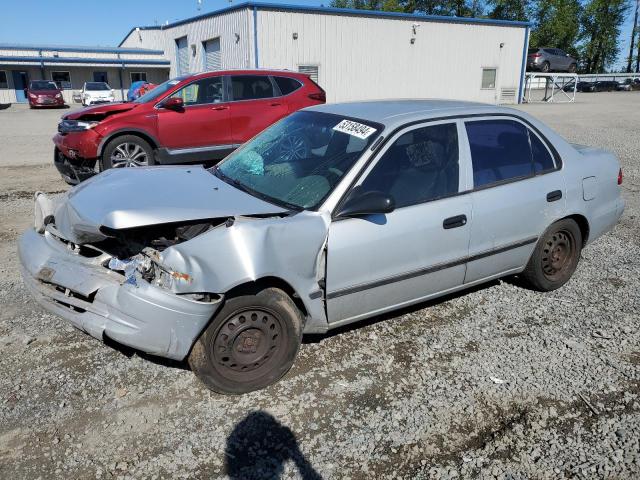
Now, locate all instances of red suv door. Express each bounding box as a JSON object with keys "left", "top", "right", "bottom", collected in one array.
[
  {"left": 157, "top": 75, "right": 232, "bottom": 150},
  {"left": 227, "top": 75, "right": 288, "bottom": 144}
]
